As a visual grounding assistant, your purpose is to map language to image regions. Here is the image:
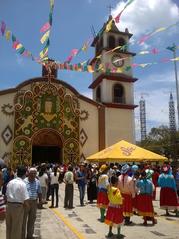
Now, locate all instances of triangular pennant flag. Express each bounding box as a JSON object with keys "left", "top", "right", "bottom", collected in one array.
[
  {"left": 87, "top": 65, "right": 94, "bottom": 73},
  {"left": 71, "top": 49, "right": 79, "bottom": 56},
  {"left": 151, "top": 48, "right": 159, "bottom": 54},
  {"left": 12, "top": 34, "right": 16, "bottom": 42},
  {"left": 125, "top": 65, "right": 132, "bottom": 71},
  {"left": 105, "top": 19, "right": 113, "bottom": 32},
  {"left": 39, "top": 47, "right": 48, "bottom": 59},
  {"left": 40, "top": 30, "right": 50, "bottom": 44},
  {"left": 44, "top": 39, "right": 50, "bottom": 48},
  {"left": 1, "top": 21, "right": 6, "bottom": 35},
  {"left": 138, "top": 51, "right": 149, "bottom": 55},
  {"left": 16, "top": 43, "right": 23, "bottom": 50},
  {"left": 22, "top": 50, "right": 29, "bottom": 57},
  {"left": 40, "top": 22, "right": 51, "bottom": 33},
  {"left": 49, "top": 12, "right": 53, "bottom": 25},
  {"left": 5, "top": 30, "right": 11, "bottom": 40},
  {"left": 17, "top": 46, "right": 25, "bottom": 54},
  {"left": 171, "top": 57, "right": 179, "bottom": 61},
  {"left": 50, "top": 0, "right": 54, "bottom": 9},
  {"left": 12, "top": 41, "right": 20, "bottom": 49}
]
